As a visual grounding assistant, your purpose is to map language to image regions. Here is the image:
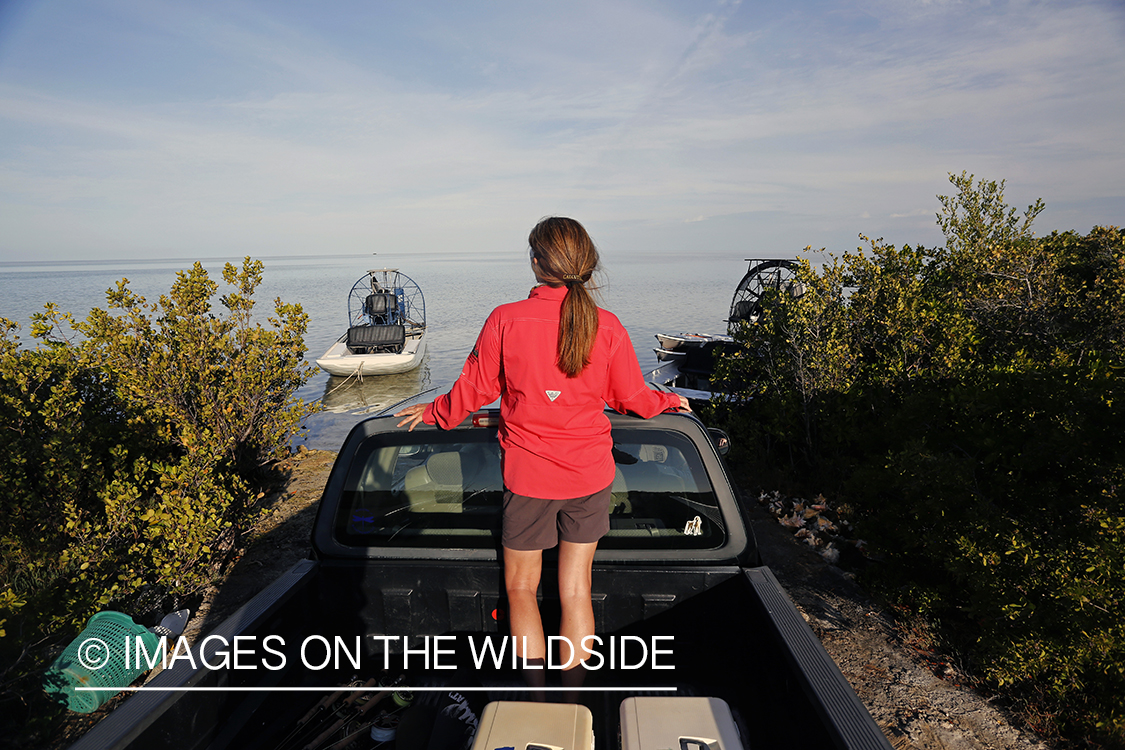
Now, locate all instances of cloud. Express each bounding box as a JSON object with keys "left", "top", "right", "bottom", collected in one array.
[{"left": 0, "top": 0, "right": 1122, "bottom": 259}]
